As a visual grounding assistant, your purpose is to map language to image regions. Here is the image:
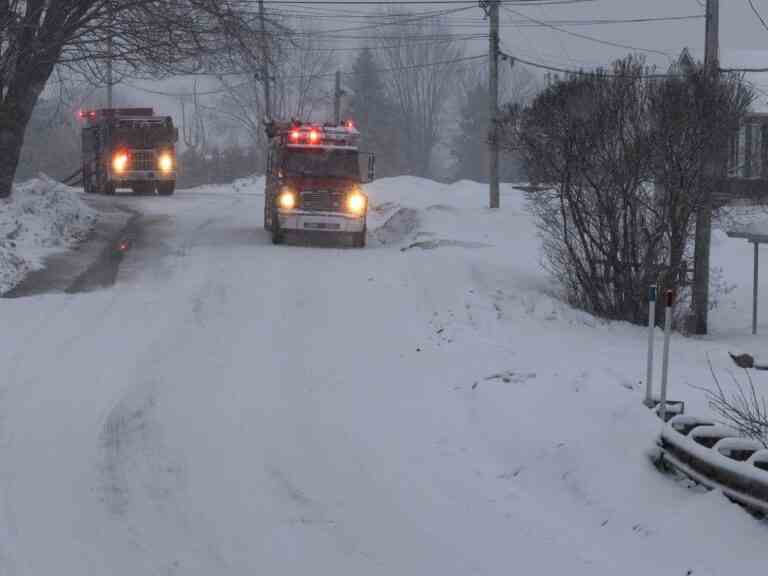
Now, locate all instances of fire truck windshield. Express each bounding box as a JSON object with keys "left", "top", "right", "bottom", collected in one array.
[
  {"left": 283, "top": 148, "right": 359, "bottom": 179},
  {"left": 111, "top": 126, "right": 175, "bottom": 148}
]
